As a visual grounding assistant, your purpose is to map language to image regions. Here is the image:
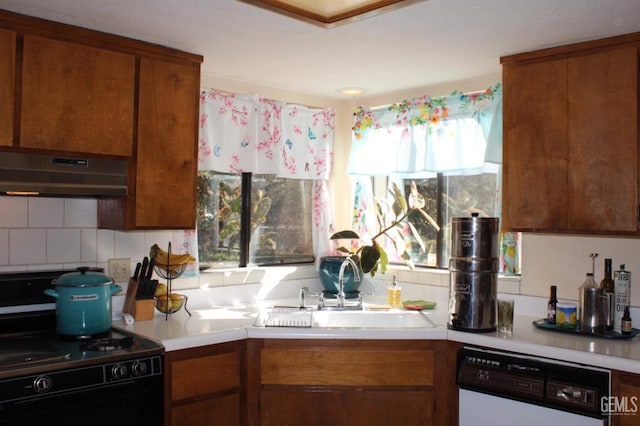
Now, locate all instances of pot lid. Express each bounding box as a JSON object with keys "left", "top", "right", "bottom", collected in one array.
[{"left": 54, "top": 267, "right": 112, "bottom": 287}]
